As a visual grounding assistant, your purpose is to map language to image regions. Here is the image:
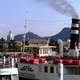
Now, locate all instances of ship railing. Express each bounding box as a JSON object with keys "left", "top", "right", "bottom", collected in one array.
[
  {"left": 53, "top": 59, "right": 80, "bottom": 65},
  {"left": 20, "top": 56, "right": 48, "bottom": 64},
  {"left": 0, "top": 57, "right": 17, "bottom": 68}
]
